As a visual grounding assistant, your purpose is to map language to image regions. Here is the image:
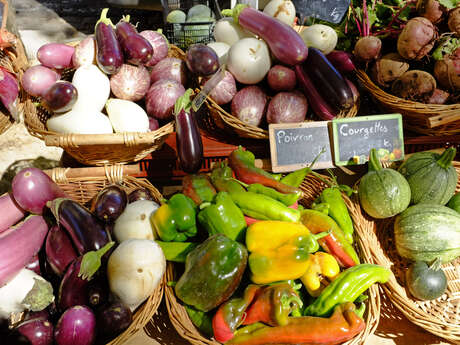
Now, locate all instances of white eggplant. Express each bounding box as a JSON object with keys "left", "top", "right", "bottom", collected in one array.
[
  {"left": 113, "top": 200, "right": 159, "bottom": 242},
  {"left": 71, "top": 64, "right": 110, "bottom": 111},
  {"left": 46, "top": 108, "right": 113, "bottom": 134}
]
